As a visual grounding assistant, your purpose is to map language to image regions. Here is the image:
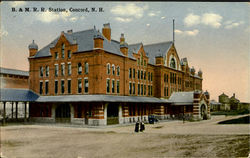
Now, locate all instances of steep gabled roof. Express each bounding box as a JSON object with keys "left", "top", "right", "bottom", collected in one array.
[
  {"left": 35, "top": 28, "right": 125, "bottom": 58},
  {"left": 143, "top": 41, "right": 173, "bottom": 64},
  {"left": 0, "top": 67, "right": 29, "bottom": 77}
]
